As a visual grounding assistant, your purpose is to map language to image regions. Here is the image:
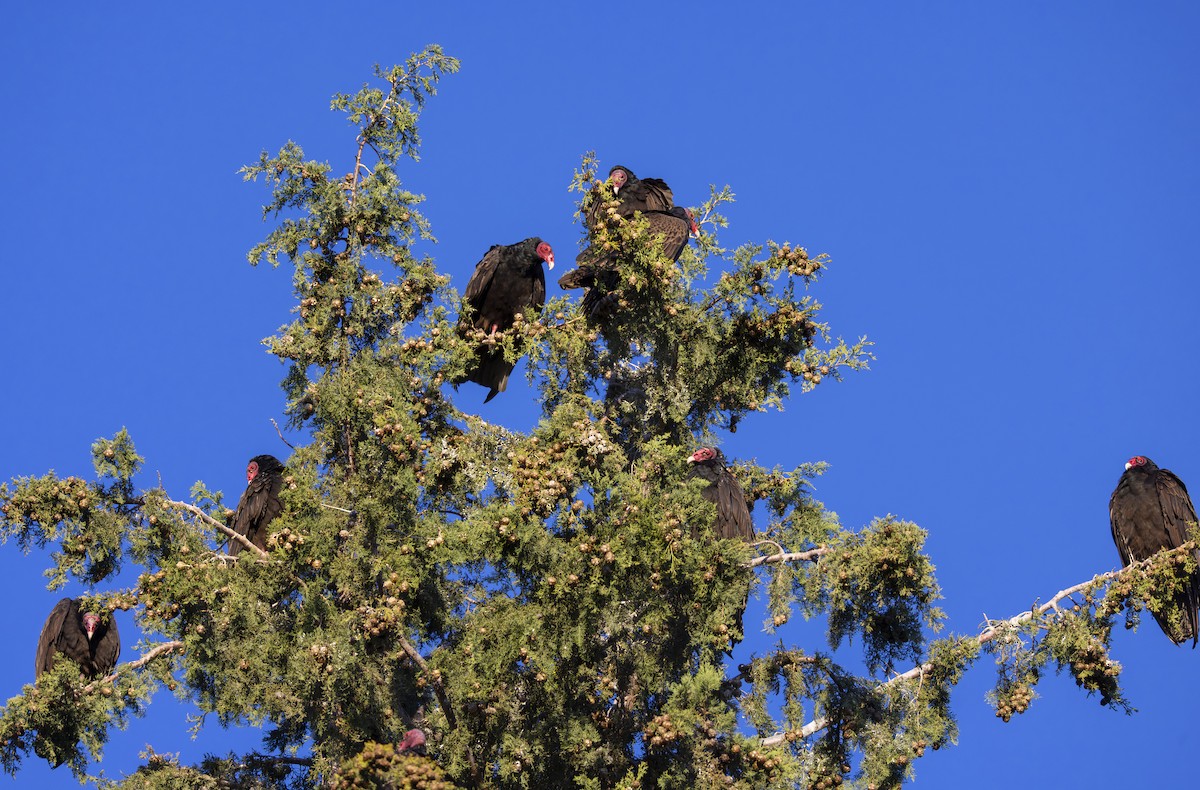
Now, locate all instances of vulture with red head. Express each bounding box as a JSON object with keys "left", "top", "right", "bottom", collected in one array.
[
  {"left": 1109, "top": 455, "right": 1200, "bottom": 646},
  {"left": 35, "top": 597, "right": 121, "bottom": 679},
  {"left": 586, "top": 165, "right": 674, "bottom": 226},
  {"left": 564, "top": 165, "right": 697, "bottom": 320},
  {"left": 688, "top": 447, "right": 754, "bottom": 541},
  {"left": 458, "top": 238, "right": 554, "bottom": 402},
  {"left": 228, "top": 454, "right": 285, "bottom": 556}
]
